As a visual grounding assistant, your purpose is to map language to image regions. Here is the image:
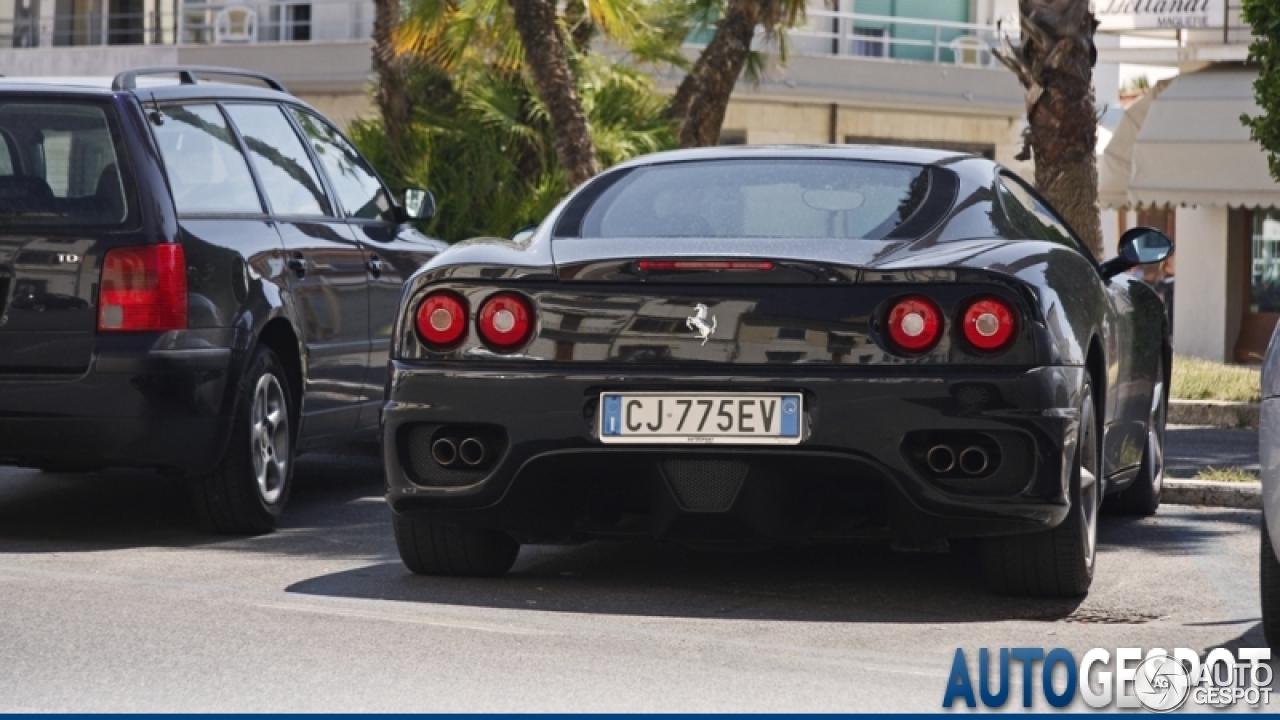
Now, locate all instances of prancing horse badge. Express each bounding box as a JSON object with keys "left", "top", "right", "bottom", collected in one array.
[{"left": 686, "top": 303, "right": 717, "bottom": 345}]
